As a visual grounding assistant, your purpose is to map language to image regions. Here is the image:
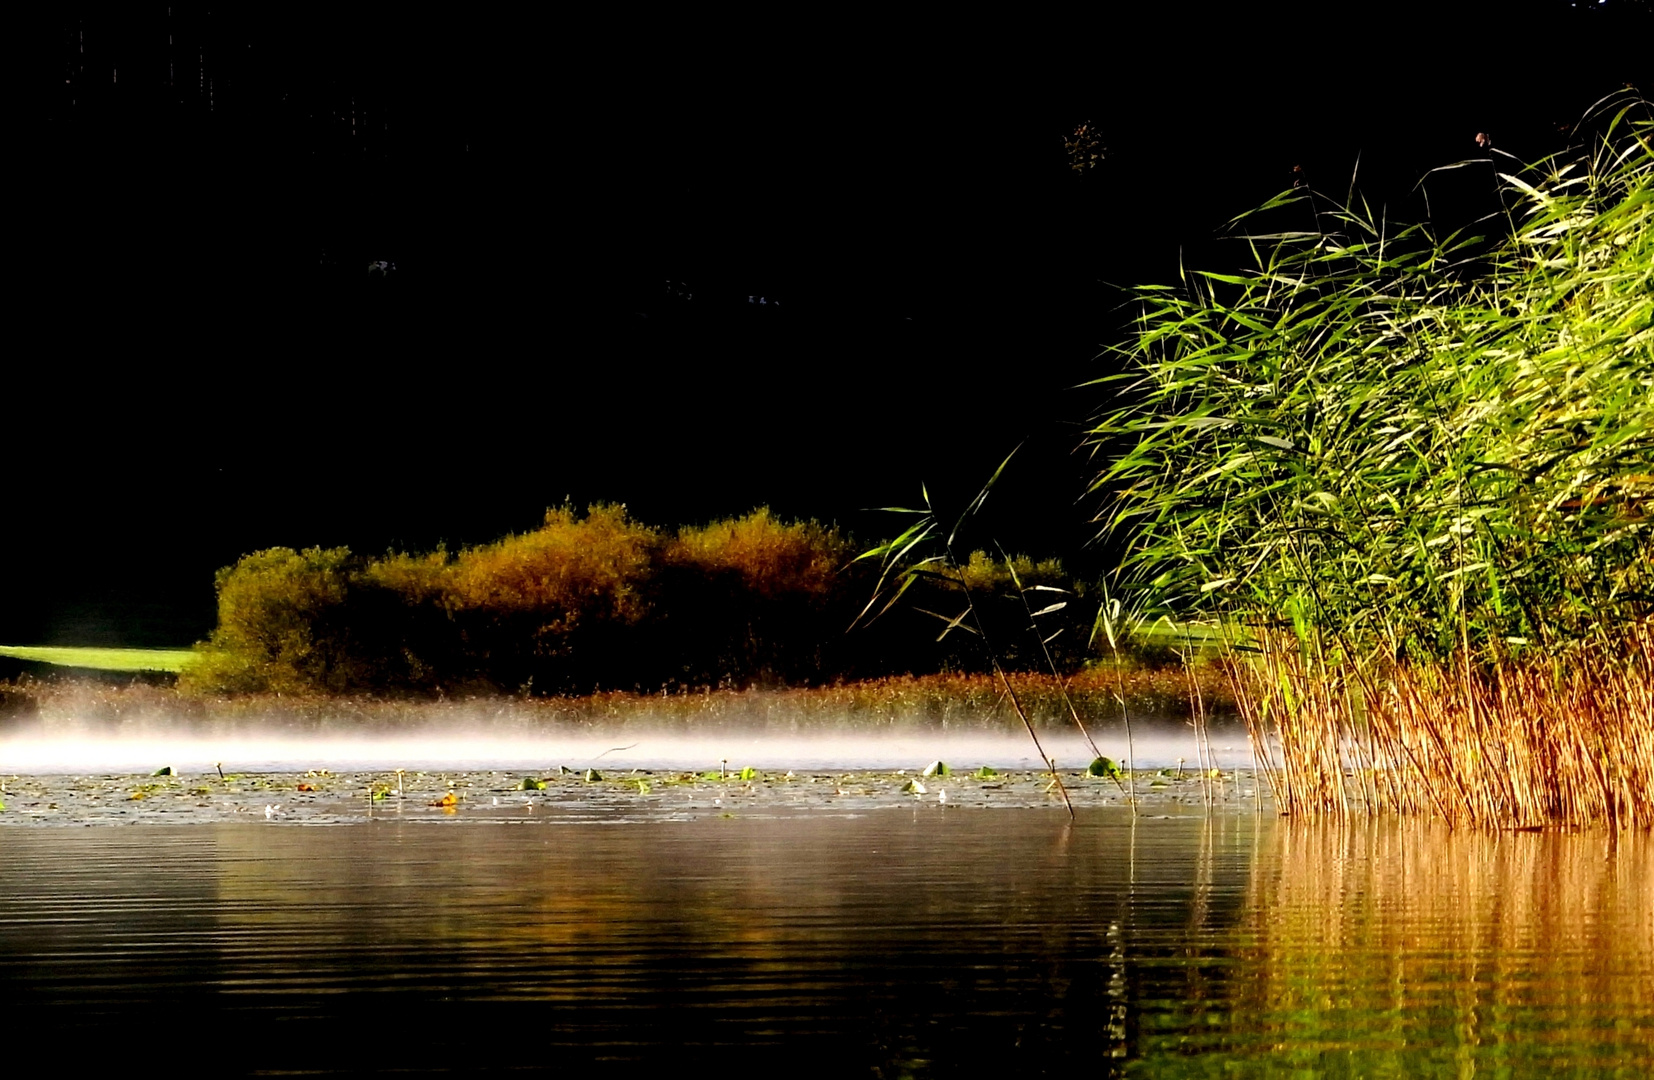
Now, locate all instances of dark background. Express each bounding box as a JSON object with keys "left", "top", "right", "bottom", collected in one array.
[{"left": 8, "top": 2, "right": 1649, "bottom": 647}]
